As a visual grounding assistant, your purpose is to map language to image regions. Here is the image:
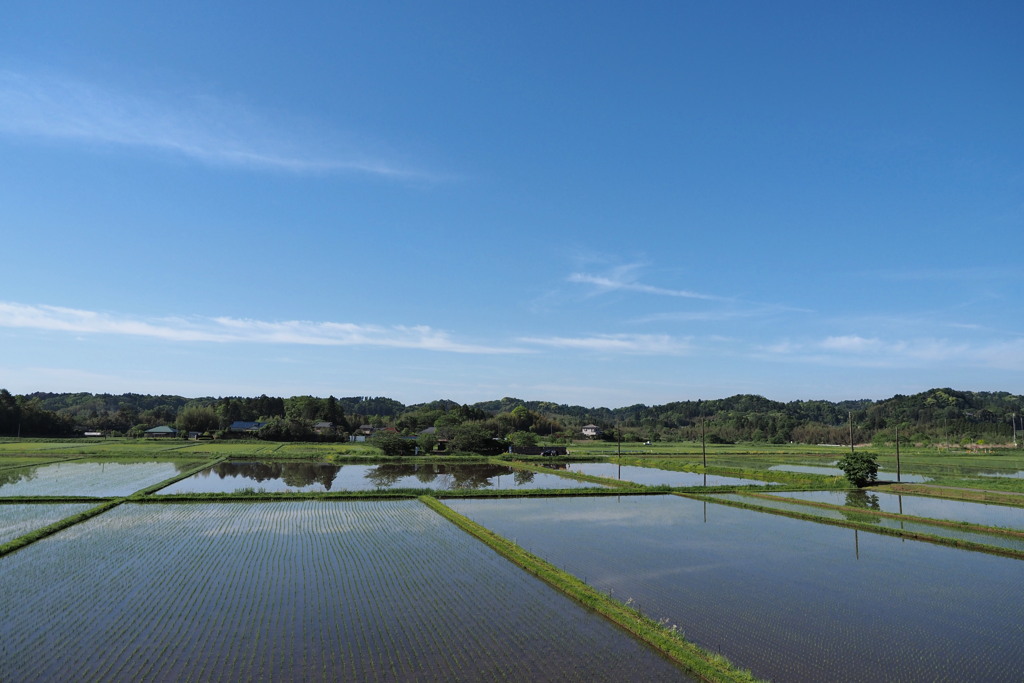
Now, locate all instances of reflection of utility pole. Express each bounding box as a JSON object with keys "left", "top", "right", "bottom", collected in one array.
[{"left": 854, "top": 529, "right": 860, "bottom": 560}]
